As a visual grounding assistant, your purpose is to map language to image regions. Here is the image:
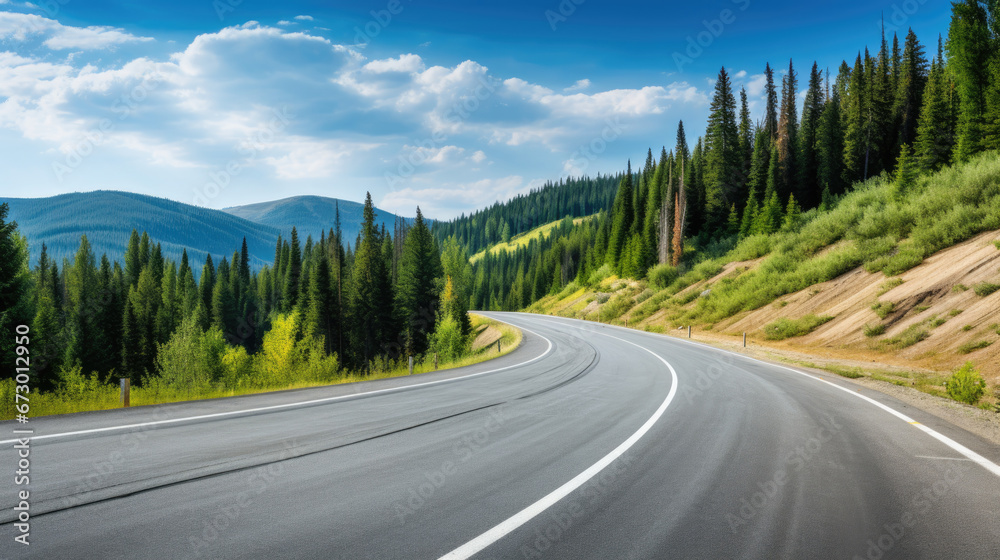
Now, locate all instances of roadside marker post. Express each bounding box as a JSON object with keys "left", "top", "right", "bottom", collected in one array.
[
  {"left": 408, "top": 356, "right": 414, "bottom": 375},
  {"left": 688, "top": 326, "right": 691, "bottom": 339},
  {"left": 120, "top": 378, "right": 130, "bottom": 407},
  {"left": 743, "top": 332, "right": 747, "bottom": 347}
]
